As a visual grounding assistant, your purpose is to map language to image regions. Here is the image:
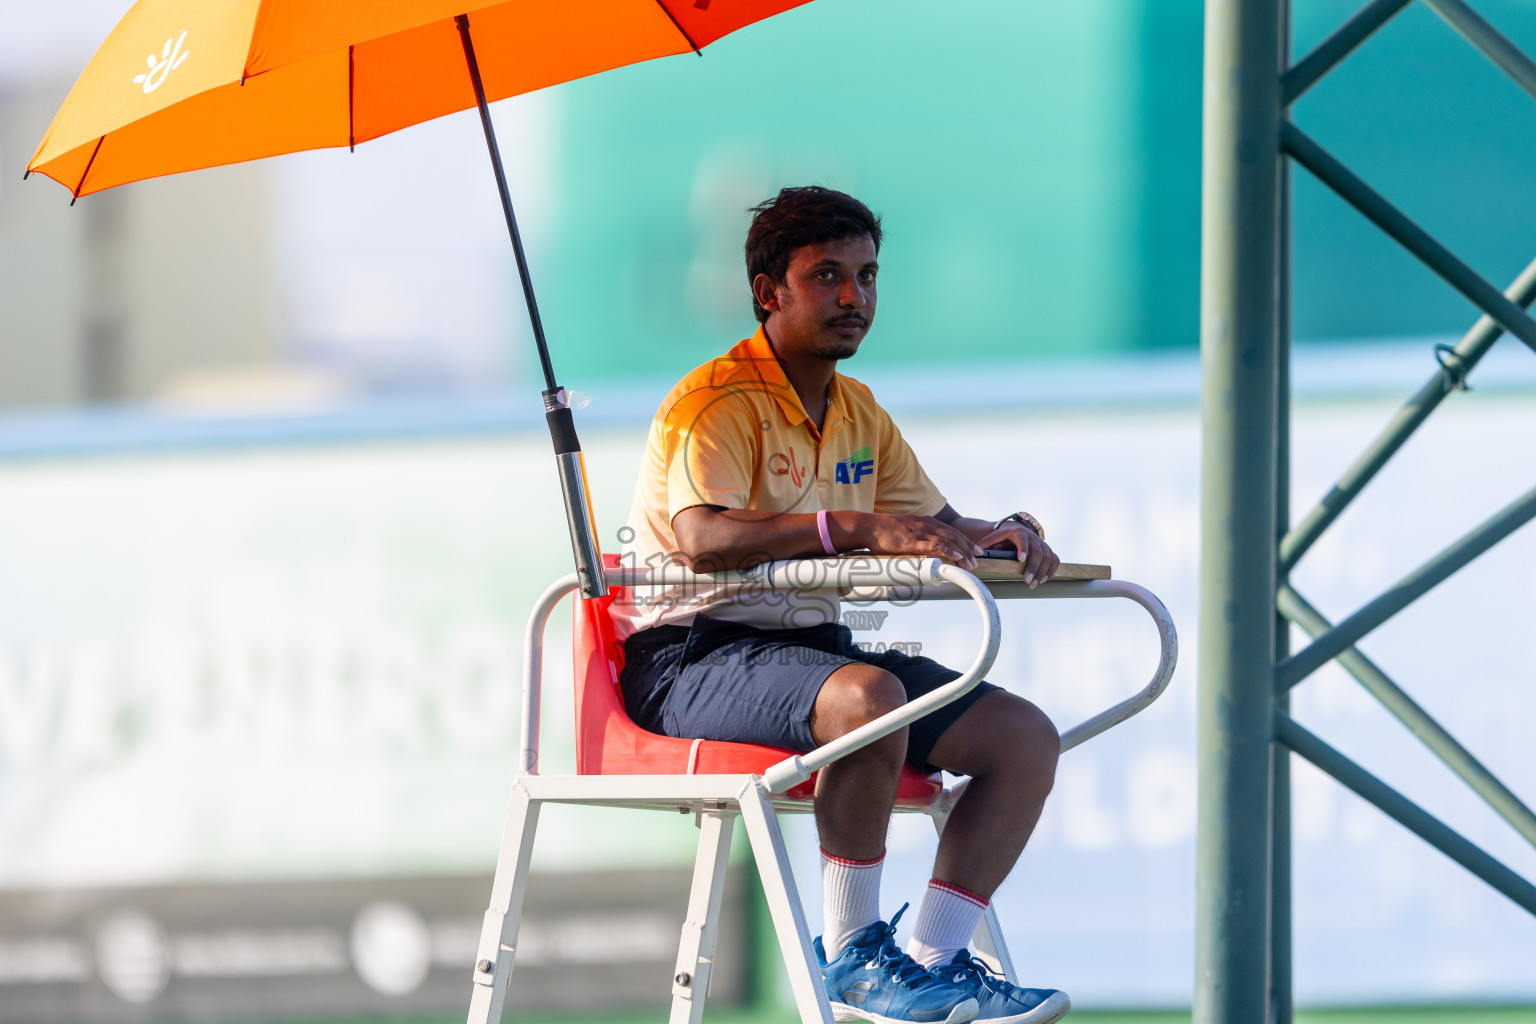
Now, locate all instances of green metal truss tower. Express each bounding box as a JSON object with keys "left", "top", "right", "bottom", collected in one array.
[{"left": 1198, "top": 0, "right": 1536, "bottom": 1020}]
